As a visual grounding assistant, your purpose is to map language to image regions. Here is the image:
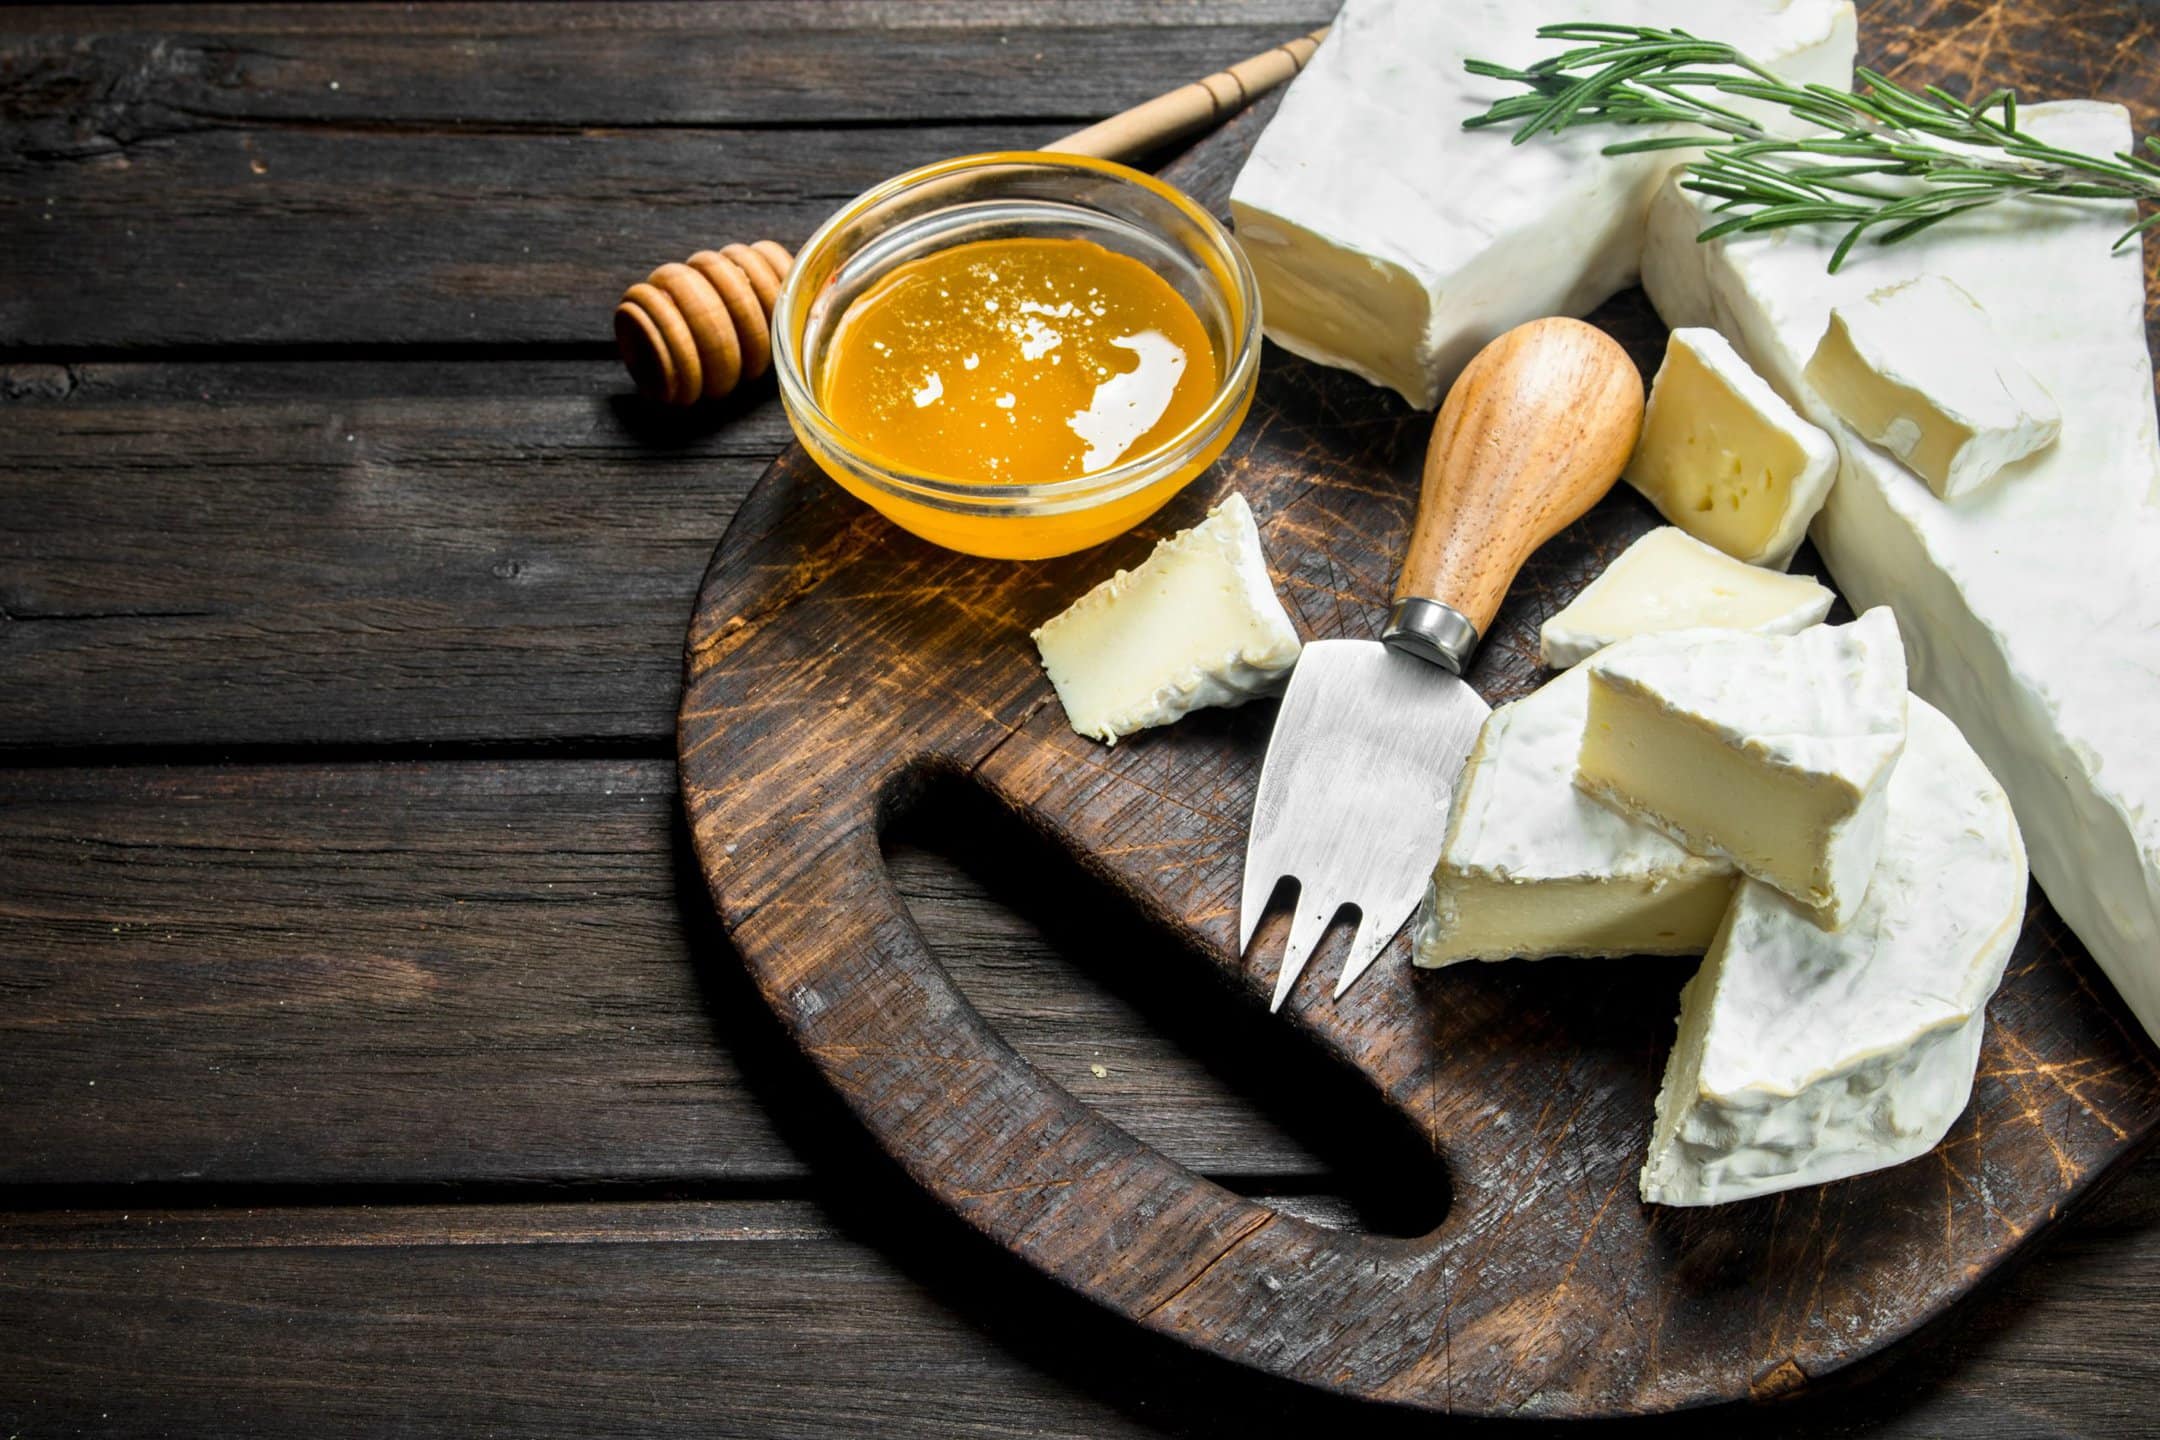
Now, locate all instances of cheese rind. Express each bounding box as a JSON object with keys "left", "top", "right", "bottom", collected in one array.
[
  {"left": 1578, "top": 609, "right": 1907, "bottom": 927},
  {"left": 1640, "top": 101, "right": 2160, "bottom": 1047},
  {"left": 1539, "top": 526, "right": 1834, "bottom": 668},
  {"left": 1225, "top": 0, "right": 1857, "bottom": 409},
  {"left": 1641, "top": 698, "right": 2027, "bottom": 1206},
  {"left": 1413, "top": 667, "right": 1735, "bottom": 967},
  {"left": 1804, "top": 276, "right": 2061, "bottom": 498},
  {"left": 1031, "top": 493, "right": 1300, "bottom": 744},
  {"left": 1624, "top": 328, "right": 1838, "bottom": 567}
]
